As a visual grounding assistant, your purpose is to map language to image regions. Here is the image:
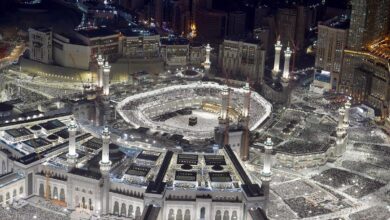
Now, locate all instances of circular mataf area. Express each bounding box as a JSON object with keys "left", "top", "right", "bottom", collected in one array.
[{"left": 117, "top": 82, "right": 272, "bottom": 139}]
